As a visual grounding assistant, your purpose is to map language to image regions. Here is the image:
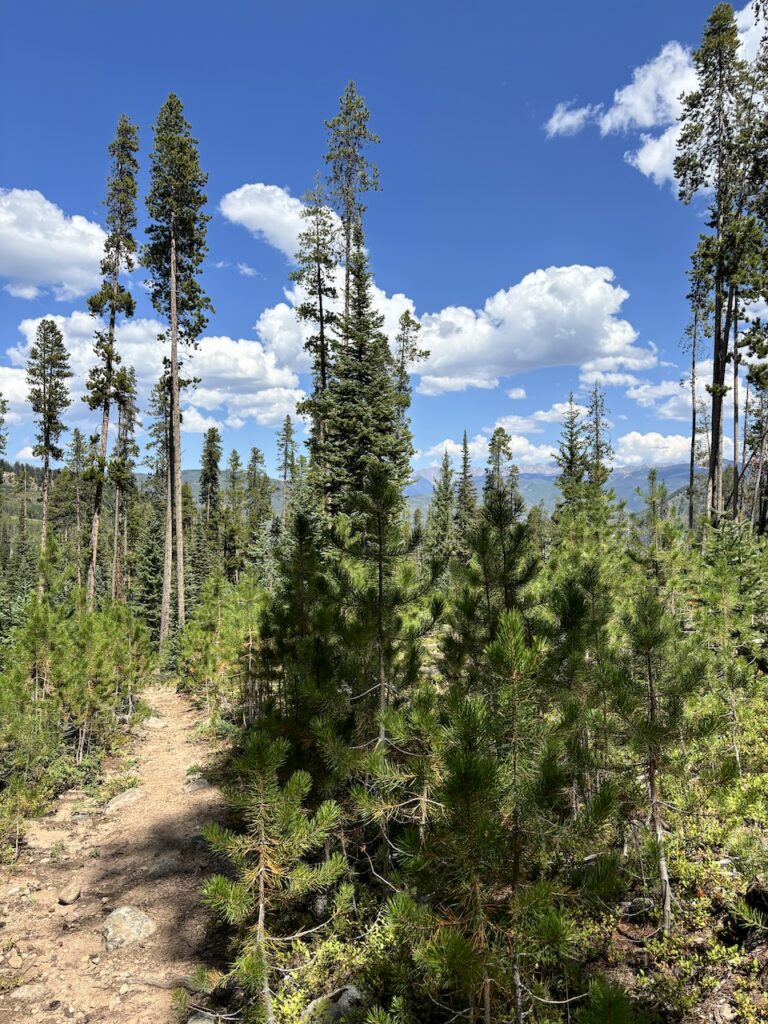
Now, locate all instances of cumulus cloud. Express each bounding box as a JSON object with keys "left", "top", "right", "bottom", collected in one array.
[
  {"left": 614, "top": 431, "right": 692, "bottom": 466},
  {"left": 416, "top": 265, "right": 654, "bottom": 394},
  {"left": 181, "top": 407, "right": 224, "bottom": 434},
  {"left": 9, "top": 311, "right": 304, "bottom": 431},
  {"left": 0, "top": 188, "right": 106, "bottom": 300},
  {"left": 545, "top": 4, "right": 759, "bottom": 184},
  {"left": 423, "top": 431, "right": 556, "bottom": 469},
  {"left": 495, "top": 400, "right": 588, "bottom": 435},
  {"left": 0, "top": 365, "right": 30, "bottom": 424},
  {"left": 14, "top": 445, "right": 38, "bottom": 463},
  {"left": 219, "top": 183, "right": 308, "bottom": 259},
  {"left": 507, "top": 387, "right": 527, "bottom": 399}
]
